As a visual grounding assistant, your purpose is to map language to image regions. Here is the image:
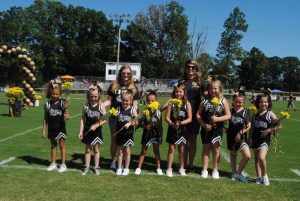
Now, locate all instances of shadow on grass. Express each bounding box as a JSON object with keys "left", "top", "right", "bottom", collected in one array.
[
  {"left": 1, "top": 113, "right": 10, "bottom": 117},
  {"left": 19, "top": 155, "right": 50, "bottom": 166}
]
